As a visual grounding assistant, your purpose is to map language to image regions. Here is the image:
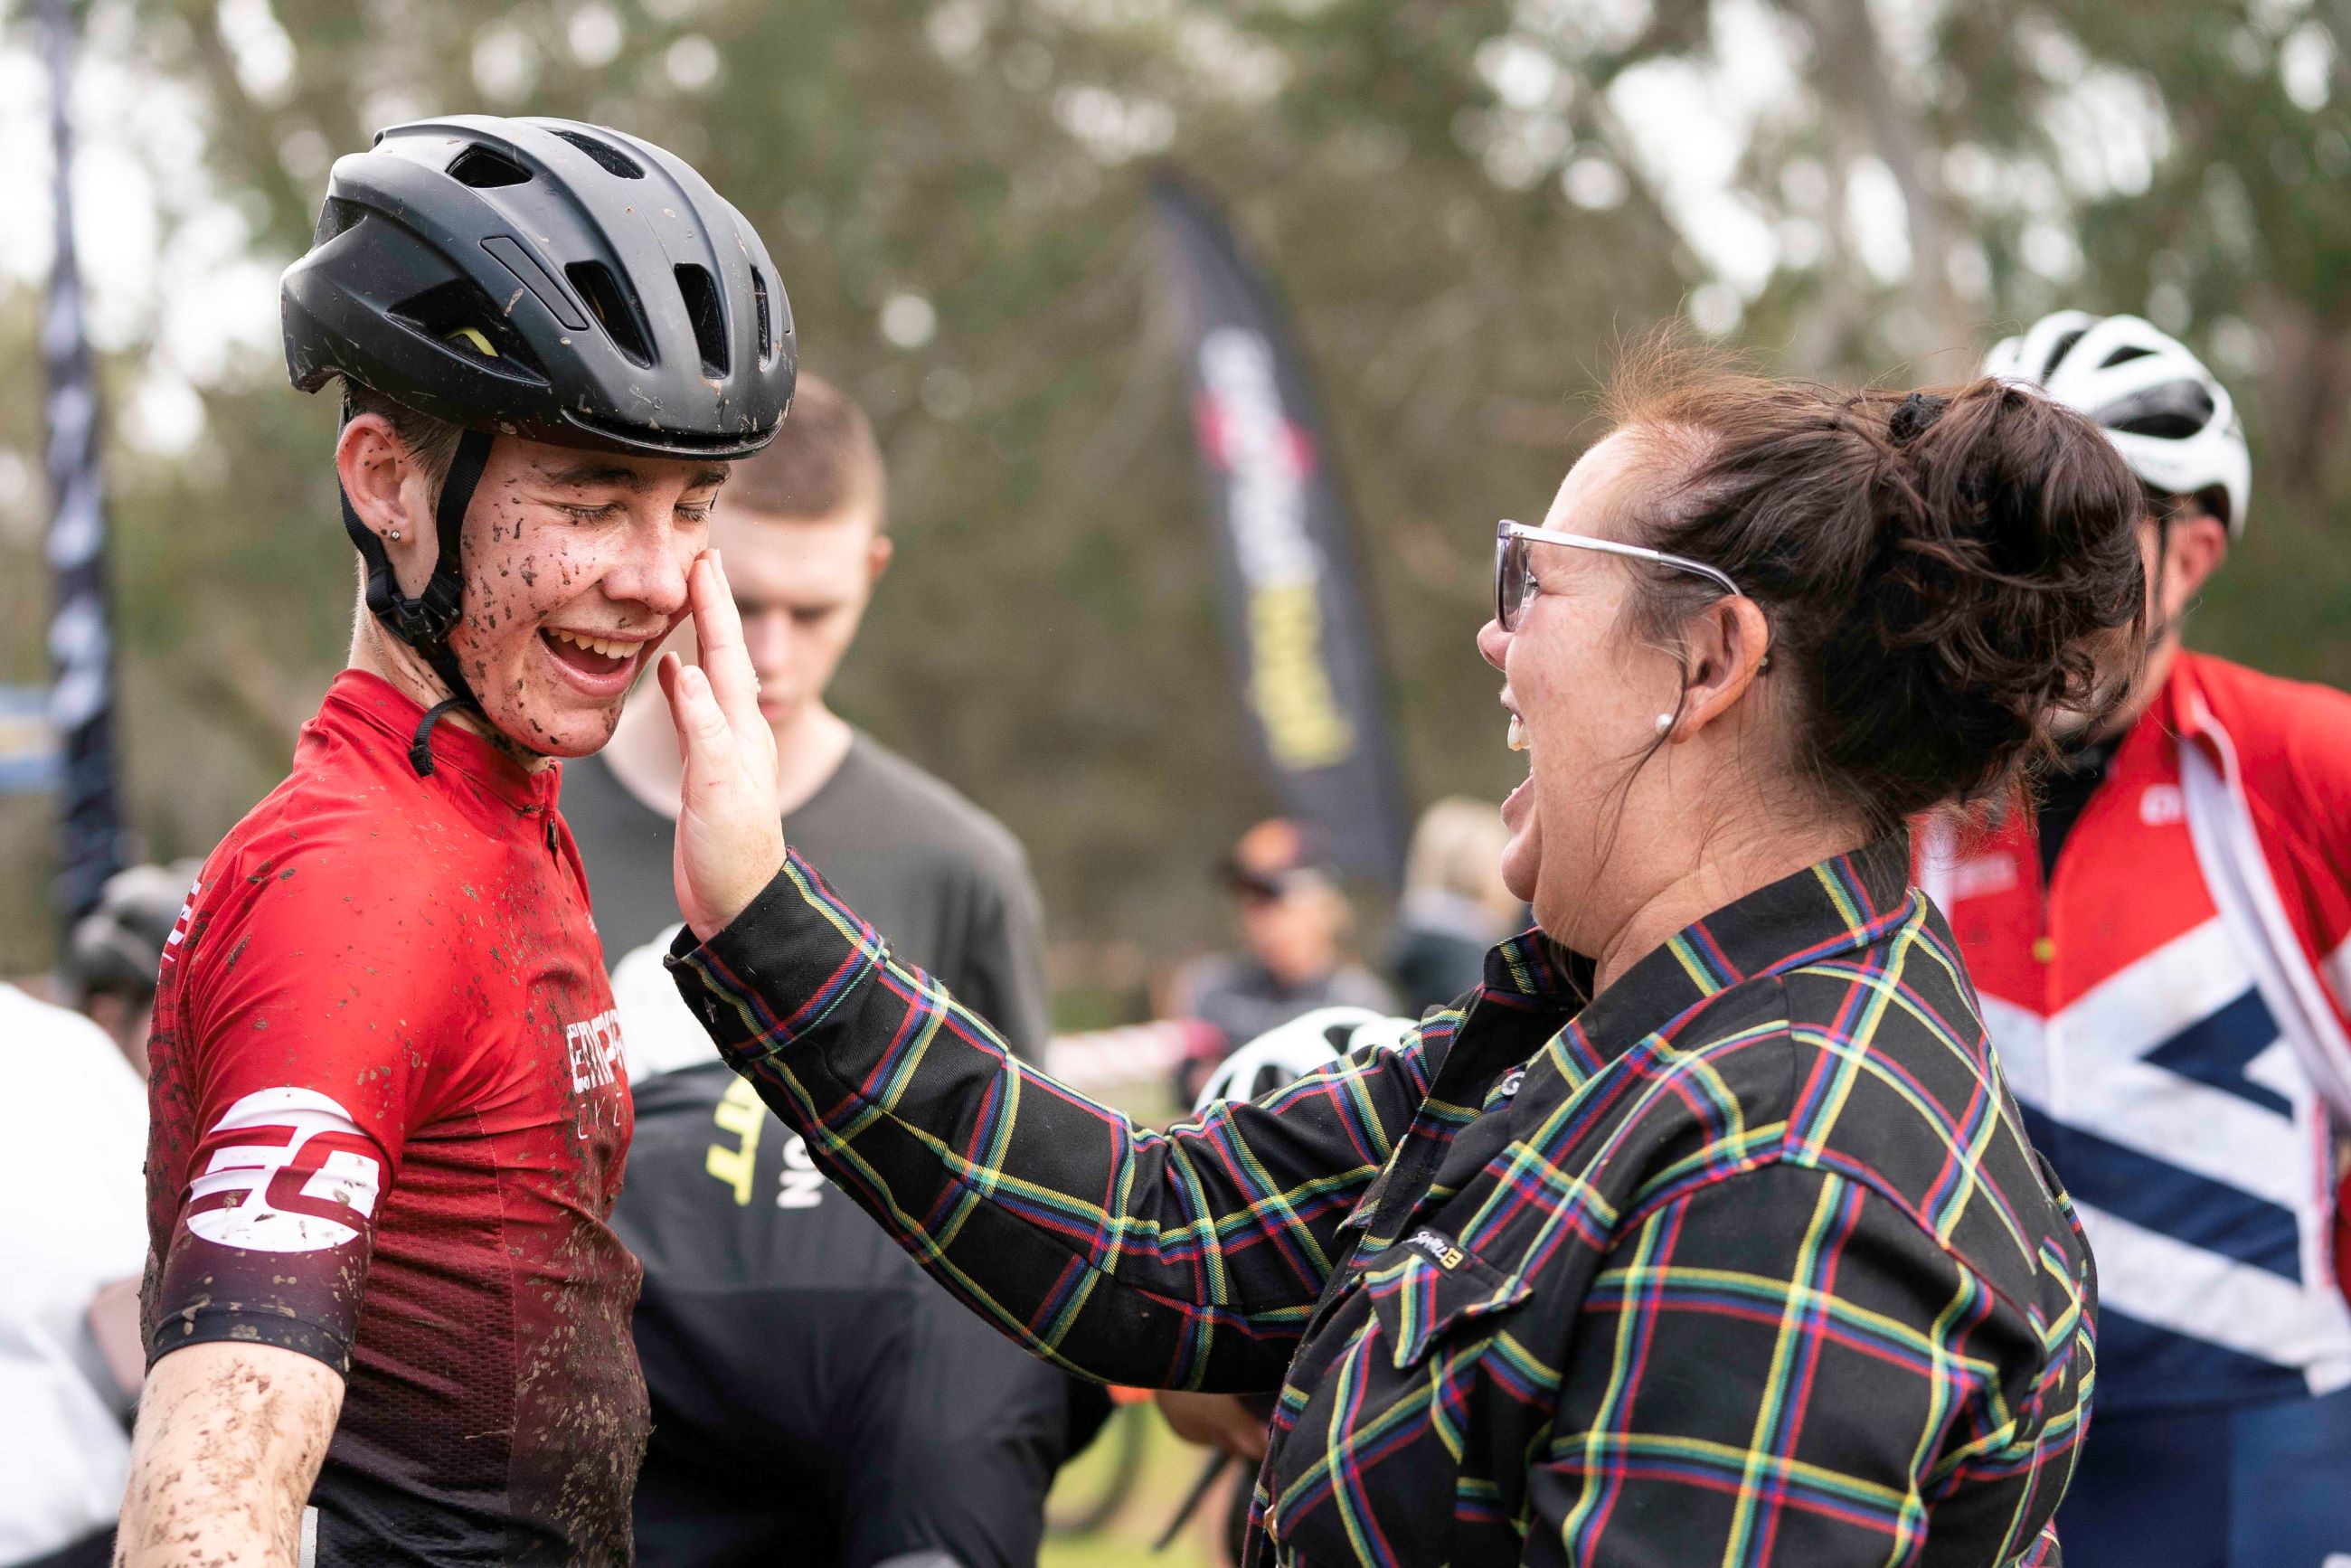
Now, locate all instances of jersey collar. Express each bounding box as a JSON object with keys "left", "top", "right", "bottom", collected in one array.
[{"left": 325, "top": 669, "right": 557, "bottom": 811}]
